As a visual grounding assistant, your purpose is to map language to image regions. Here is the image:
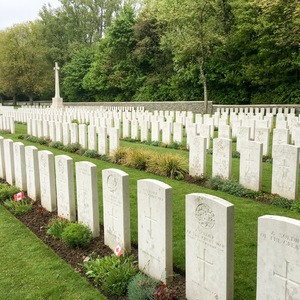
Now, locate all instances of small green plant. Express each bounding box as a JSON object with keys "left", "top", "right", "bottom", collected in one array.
[
  {"left": 83, "top": 150, "right": 99, "bottom": 158},
  {"left": 61, "top": 222, "right": 92, "bottom": 248},
  {"left": 153, "top": 281, "right": 177, "bottom": 300},
  {"left": 127, "top": 273, "right": 158, "bottom": 300},
  {"left": 100, "top": 155, "right": 111, "bottom": 162},
  {"left": 63, "top": 143, "right": 81, "bottom": 153},
  {"left": 71, "top": 119, "right": 79, "bottom": 124},
  {"left": 49, "top": 141, "right": 64, "bottom": 149},
  {"left": 0, "top": 130, "right": 11, "bottom": 134},
  {"left": 291, "top": 201, "right": 300, "bottom": 213},
  {"left": 150, "top": 141, "right": 160, "bottom": 147},
  {"left": 123, "top": 148, "right": 150, "bottom": 171},
  {"left": 0, "top": 184, "right": 21, "bottom": 201},
  {"left": 4, "top": 199, "right": 33, "bottom": 215},
  {"left": 47, "top": 217, "right": 70, "bottom": 239},
  {"left": 271, "top": 197, "right": 293, "bottom": 209},
  {"left": 17, "top": 134, "right": 24, "bottom": 139},
  {"left": 167, "top": 142, "right": 180, "bottom": 149},
  {"left": 231, "top": 137, "right": 237, "bottom": 143},
  {"left": 218, "top": 180, "right": 246, "bottom": 197},
  {"left": 265, "top": 158, "right": 273, "bottom": 164},
  {"left": 195, "top": 175, "right": 208, "bottom": 184},
  {"left": 26, "top": 135, "right": 38, "bottom": 142},
  {"left": 37, "top": 138, "right": 48, "bottom": 145},
  {"left": 175, "top": 173, "right": 184, "bottom": 180},
  {"left": 84, "top": 254, "right": 138, "bottom": 296},
  {"left": 206, "top": 176, "right": 224, "bottom": 190},
  {"left": 244, "top": 189, "right": 264, "bottom": 198},
  {"left": 124, "top": 138, "right": 139, "bottom": 143},
  {"left": 232, "top": 150, "right": 240, "bottom": 158},
  {"left": 79, "top": 148, "right": 86, "bottom": 155}
]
